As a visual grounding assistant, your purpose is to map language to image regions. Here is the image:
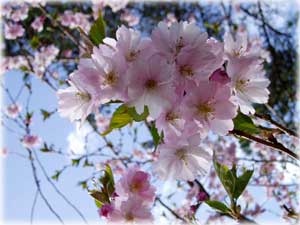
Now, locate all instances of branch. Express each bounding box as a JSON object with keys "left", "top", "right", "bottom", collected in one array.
[
  {"left": 230, "top": 129, "right": 299, "bottom": 160},
  {"left": 155, "top": 197, "right": 188, "bottom": 223}
]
